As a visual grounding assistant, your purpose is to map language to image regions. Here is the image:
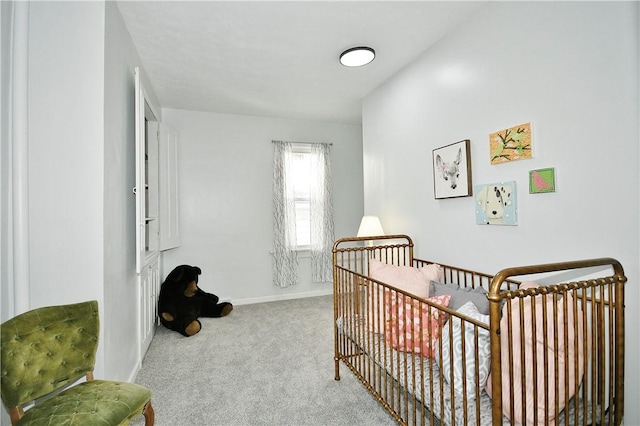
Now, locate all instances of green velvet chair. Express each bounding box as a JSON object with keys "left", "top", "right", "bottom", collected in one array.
[{"left": 1, "top": 300, "right": 154, "bottom": 425}]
